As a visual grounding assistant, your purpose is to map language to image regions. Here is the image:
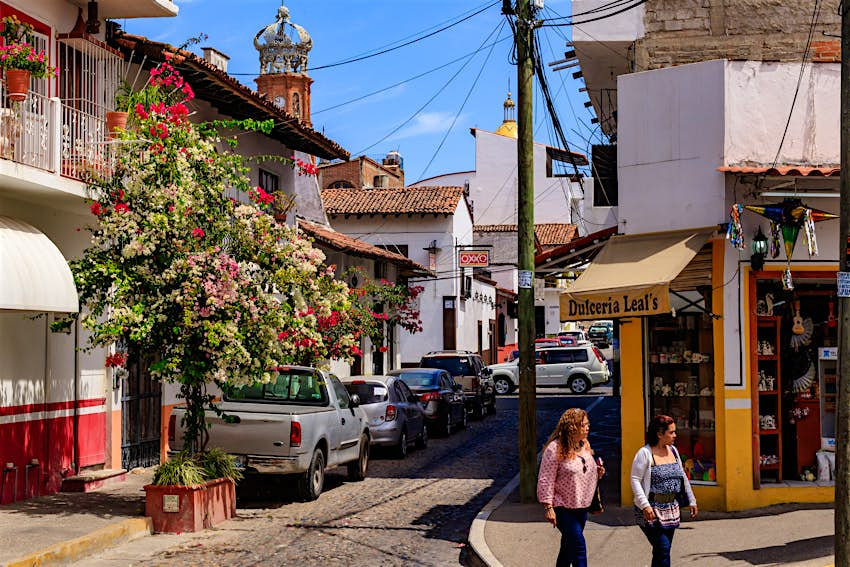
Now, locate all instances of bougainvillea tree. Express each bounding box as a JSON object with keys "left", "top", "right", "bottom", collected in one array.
[{"left": 66, "top": 56, "right": 383, "bottom": 452}]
